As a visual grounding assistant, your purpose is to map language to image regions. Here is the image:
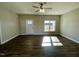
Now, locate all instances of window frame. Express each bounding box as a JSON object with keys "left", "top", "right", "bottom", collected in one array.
[{"left": 44, "top": 20, "right": 56, "bottom": 32}]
